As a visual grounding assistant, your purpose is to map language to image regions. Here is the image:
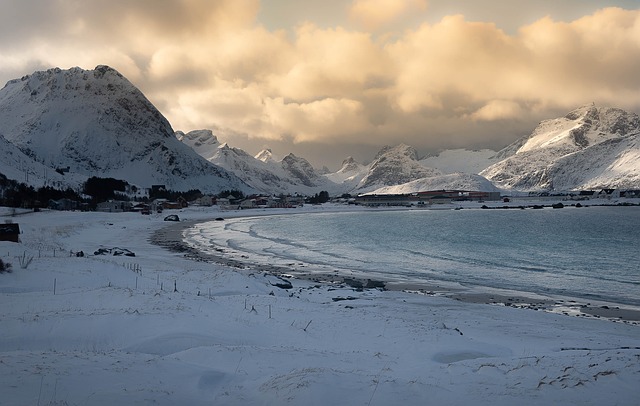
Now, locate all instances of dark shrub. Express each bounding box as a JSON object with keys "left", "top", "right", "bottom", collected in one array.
[{"left": 0, "top": 259, "right": 12, "bottom": 273}]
